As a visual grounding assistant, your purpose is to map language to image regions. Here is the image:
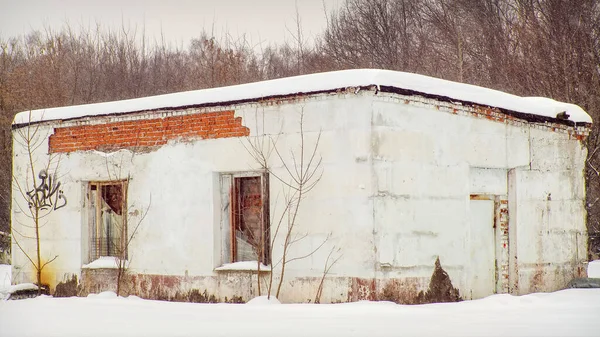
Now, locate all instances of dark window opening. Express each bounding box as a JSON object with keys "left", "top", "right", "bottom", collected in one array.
[
  {"left": 221, "top": 173, "right": 269, "bottom": 265},
  {"left": 88, "top": 181, "right": 127, "bottom": 261}
]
